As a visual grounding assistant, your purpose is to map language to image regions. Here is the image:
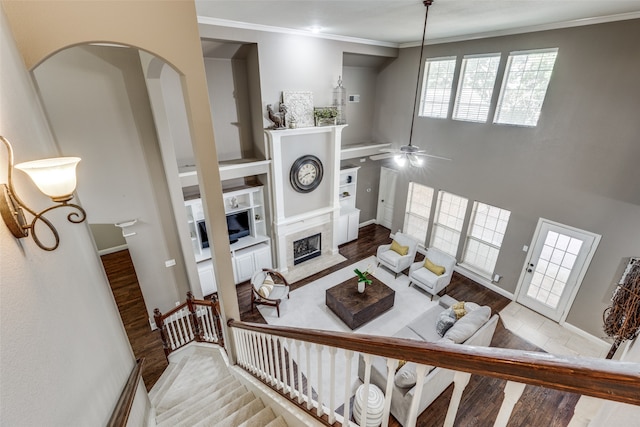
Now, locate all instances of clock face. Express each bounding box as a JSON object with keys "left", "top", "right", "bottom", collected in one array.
[{"left": 290, "top": 155, "right": 323, "bottom": 193}]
